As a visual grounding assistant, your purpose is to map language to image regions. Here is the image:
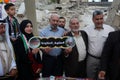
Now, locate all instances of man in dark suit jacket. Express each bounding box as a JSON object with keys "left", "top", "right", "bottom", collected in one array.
[
  {"left": 98, "top": 31, "right": 120, "bottom": 80},
  {"left": 63, "top": 17, "right": 88, "bottom": 78}
]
